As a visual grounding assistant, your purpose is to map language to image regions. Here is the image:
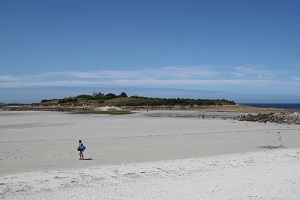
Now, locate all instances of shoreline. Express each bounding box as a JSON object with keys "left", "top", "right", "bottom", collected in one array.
[
  {"left": 2, "top": 106, "right": 299, "bottom": 124},
  {"left": 3, "top": 104, "right": 283, "bottom": 113}
]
